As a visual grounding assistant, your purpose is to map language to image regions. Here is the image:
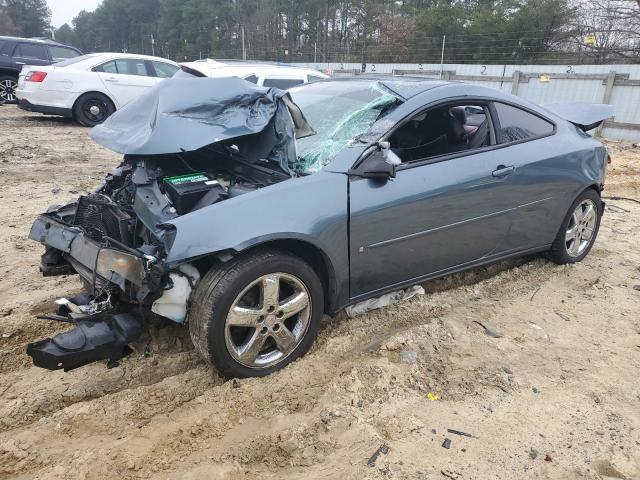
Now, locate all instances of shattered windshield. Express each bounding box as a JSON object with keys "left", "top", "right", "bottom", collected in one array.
[{"left": 288, "top": 81, "right": 402, "bottom": 174}]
